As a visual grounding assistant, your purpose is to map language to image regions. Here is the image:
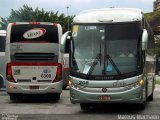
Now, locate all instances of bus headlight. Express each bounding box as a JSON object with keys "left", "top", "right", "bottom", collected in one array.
[
  {"left": 125, "top": 80, "right": 145, "bottom": 89},
  {"left": 69, "top": 80, "right": 85, "bottom": 90},
  {"left": 126, "top": 81, "right": 140, "bottom": 89}
]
